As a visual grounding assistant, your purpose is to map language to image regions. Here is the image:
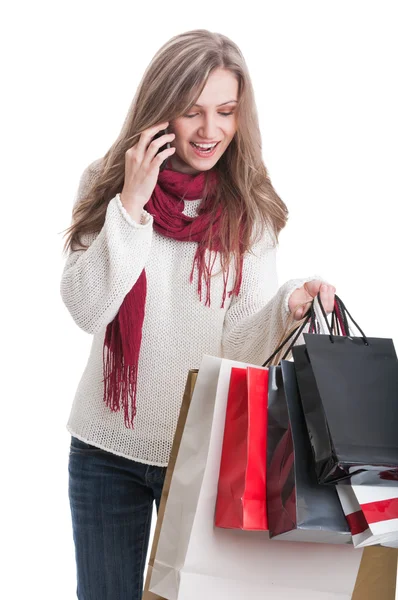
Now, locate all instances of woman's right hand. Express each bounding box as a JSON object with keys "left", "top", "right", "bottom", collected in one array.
[{"left": 120, "top": 121, "right": 176, "bottom": 222}]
